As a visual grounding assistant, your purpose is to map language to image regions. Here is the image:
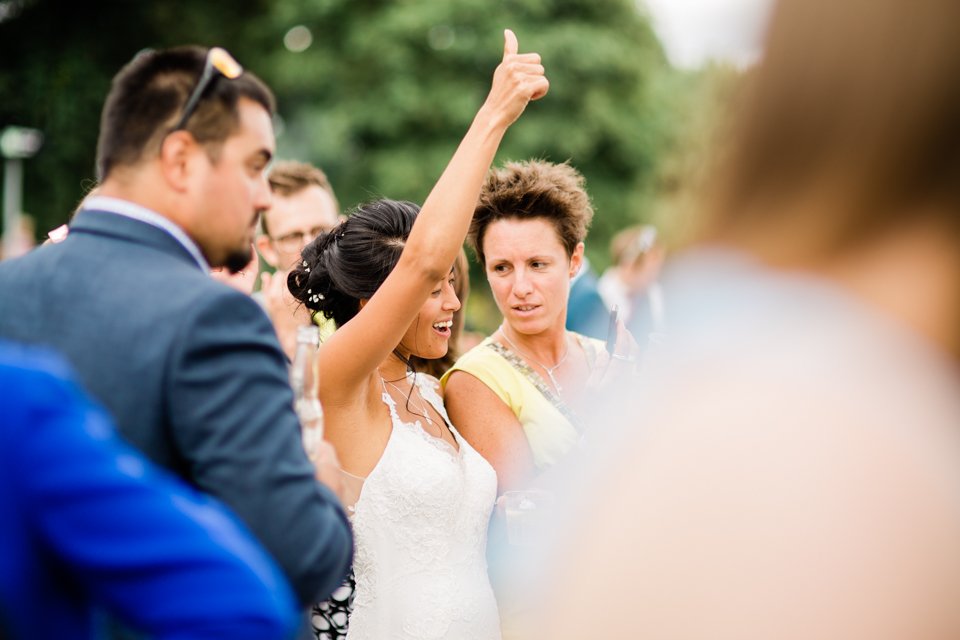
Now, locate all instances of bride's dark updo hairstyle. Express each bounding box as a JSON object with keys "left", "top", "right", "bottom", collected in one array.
[{"left": 288, "top": 199, "right": 420, "bottom": 329}]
